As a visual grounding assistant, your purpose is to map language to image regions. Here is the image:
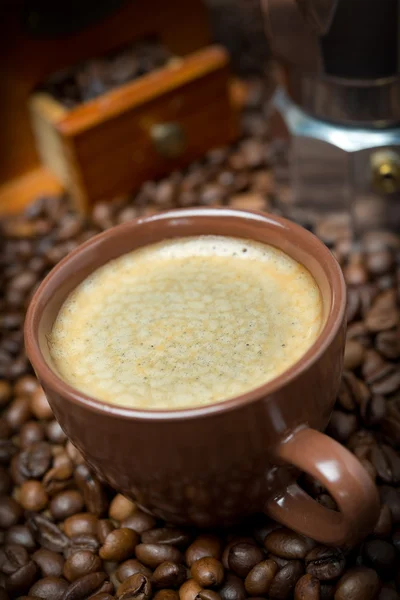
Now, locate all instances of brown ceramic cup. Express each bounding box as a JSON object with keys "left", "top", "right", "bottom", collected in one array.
[{"left": 25, "top": 207, "right": 379, "bottom": 545}]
